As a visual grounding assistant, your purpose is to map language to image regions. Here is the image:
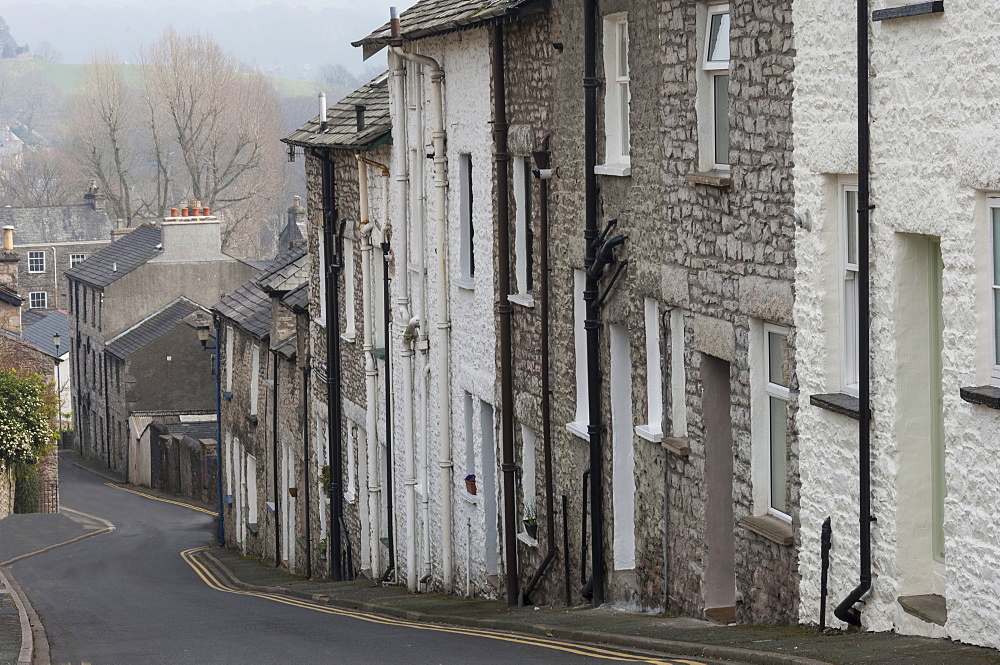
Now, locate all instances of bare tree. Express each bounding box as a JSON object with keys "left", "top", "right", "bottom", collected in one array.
[
  {"left": 66, "top": 51, "right": 138, "bottom": 223},
  {"left": 0, "top": 147, "right": 82, "bottom": 207},
  {"left": 35, "top": 41, "right": 63, "bottom": 63}
]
